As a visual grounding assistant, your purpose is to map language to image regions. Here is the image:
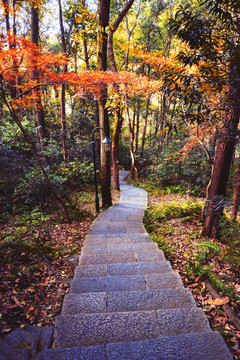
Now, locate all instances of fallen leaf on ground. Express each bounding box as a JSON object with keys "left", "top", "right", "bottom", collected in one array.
[{"left": 208, "top": 296, "right": 229, "bottom": 305}]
